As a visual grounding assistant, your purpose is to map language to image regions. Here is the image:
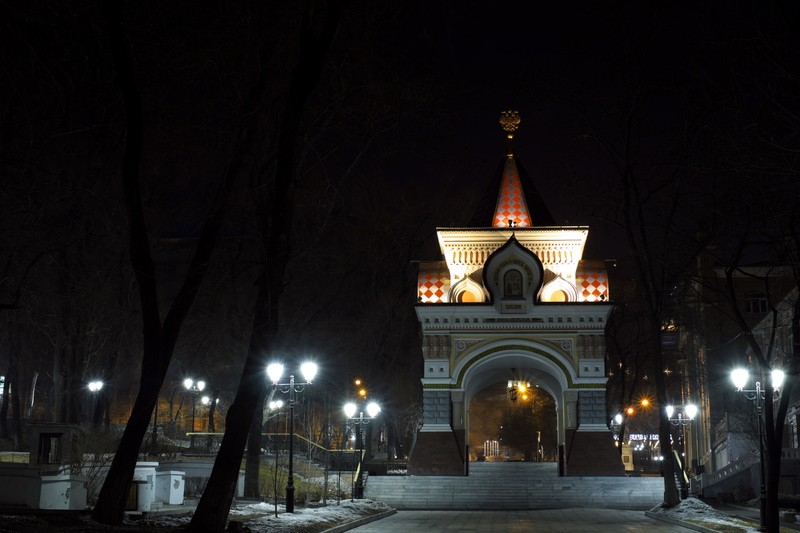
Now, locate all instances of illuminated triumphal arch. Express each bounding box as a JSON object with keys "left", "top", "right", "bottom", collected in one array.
[{"left": 409, "top": 111, "right": 624, "bottom": 476}]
